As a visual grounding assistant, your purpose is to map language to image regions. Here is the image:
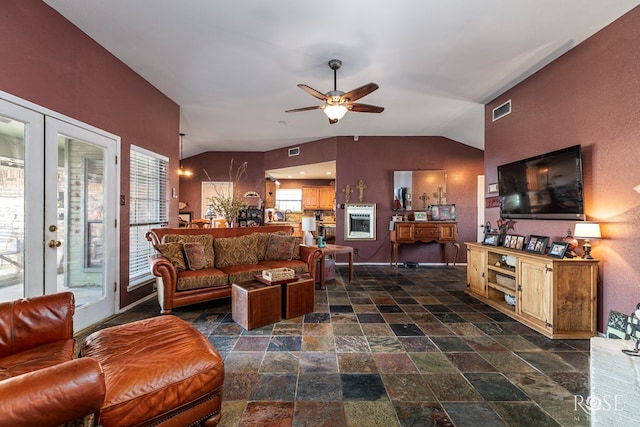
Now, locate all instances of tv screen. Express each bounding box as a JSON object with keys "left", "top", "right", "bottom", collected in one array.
[{"left": 498, "top": 145, "right": 585, "bottom": 220}]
